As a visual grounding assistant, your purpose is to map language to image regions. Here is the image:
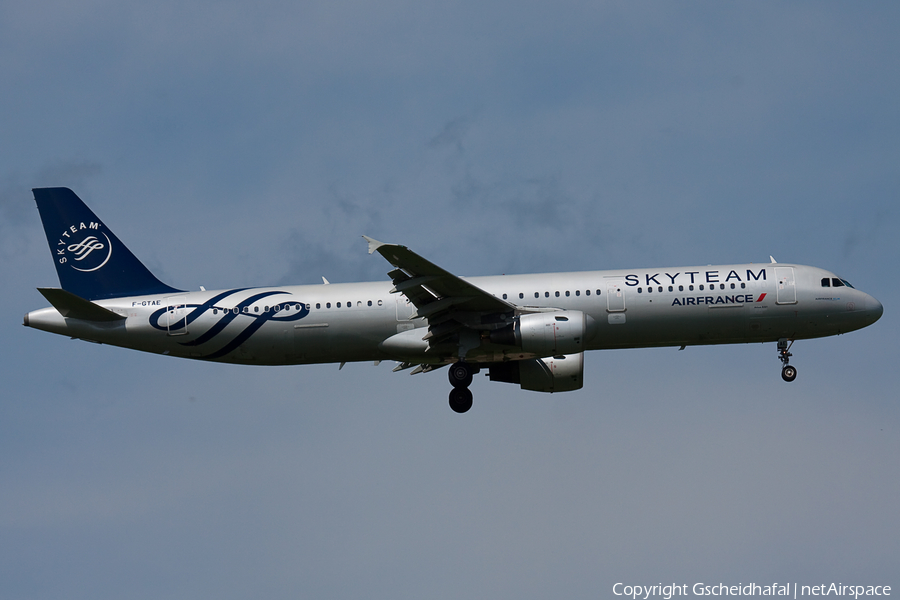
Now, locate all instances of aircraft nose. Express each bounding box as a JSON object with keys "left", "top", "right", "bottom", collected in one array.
[{"left": 866, "top": 295, "right": 883, "bottom": 323}]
